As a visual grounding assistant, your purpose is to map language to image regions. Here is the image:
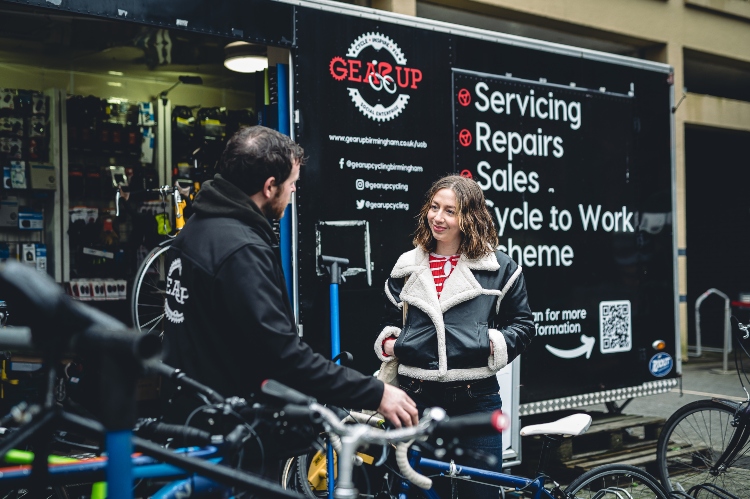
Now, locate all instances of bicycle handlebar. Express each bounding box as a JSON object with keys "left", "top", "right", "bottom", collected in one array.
[
  {"left": 0, "top": 327, "right": 34, "bottom": 352},
  {"left": 147, "top": 361, "right": 225, "bottom": 405},
  {"left": 0, "top": 261, "right": 161, "bottom": 363},
  {"left": 261, "top": 379, "right": 316, "bottom": 406},
  {"left": 136, "top": 419, "right": 215, "bottom": 447},
  {"left": 433, "top": 409, "right": 509, "bottom": 438},
  {"left": 319, "top": 255, "right": 349, "bottom": 266},
  {"left": 256, "top": 378, "right": 508, "bottom": 496}
]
